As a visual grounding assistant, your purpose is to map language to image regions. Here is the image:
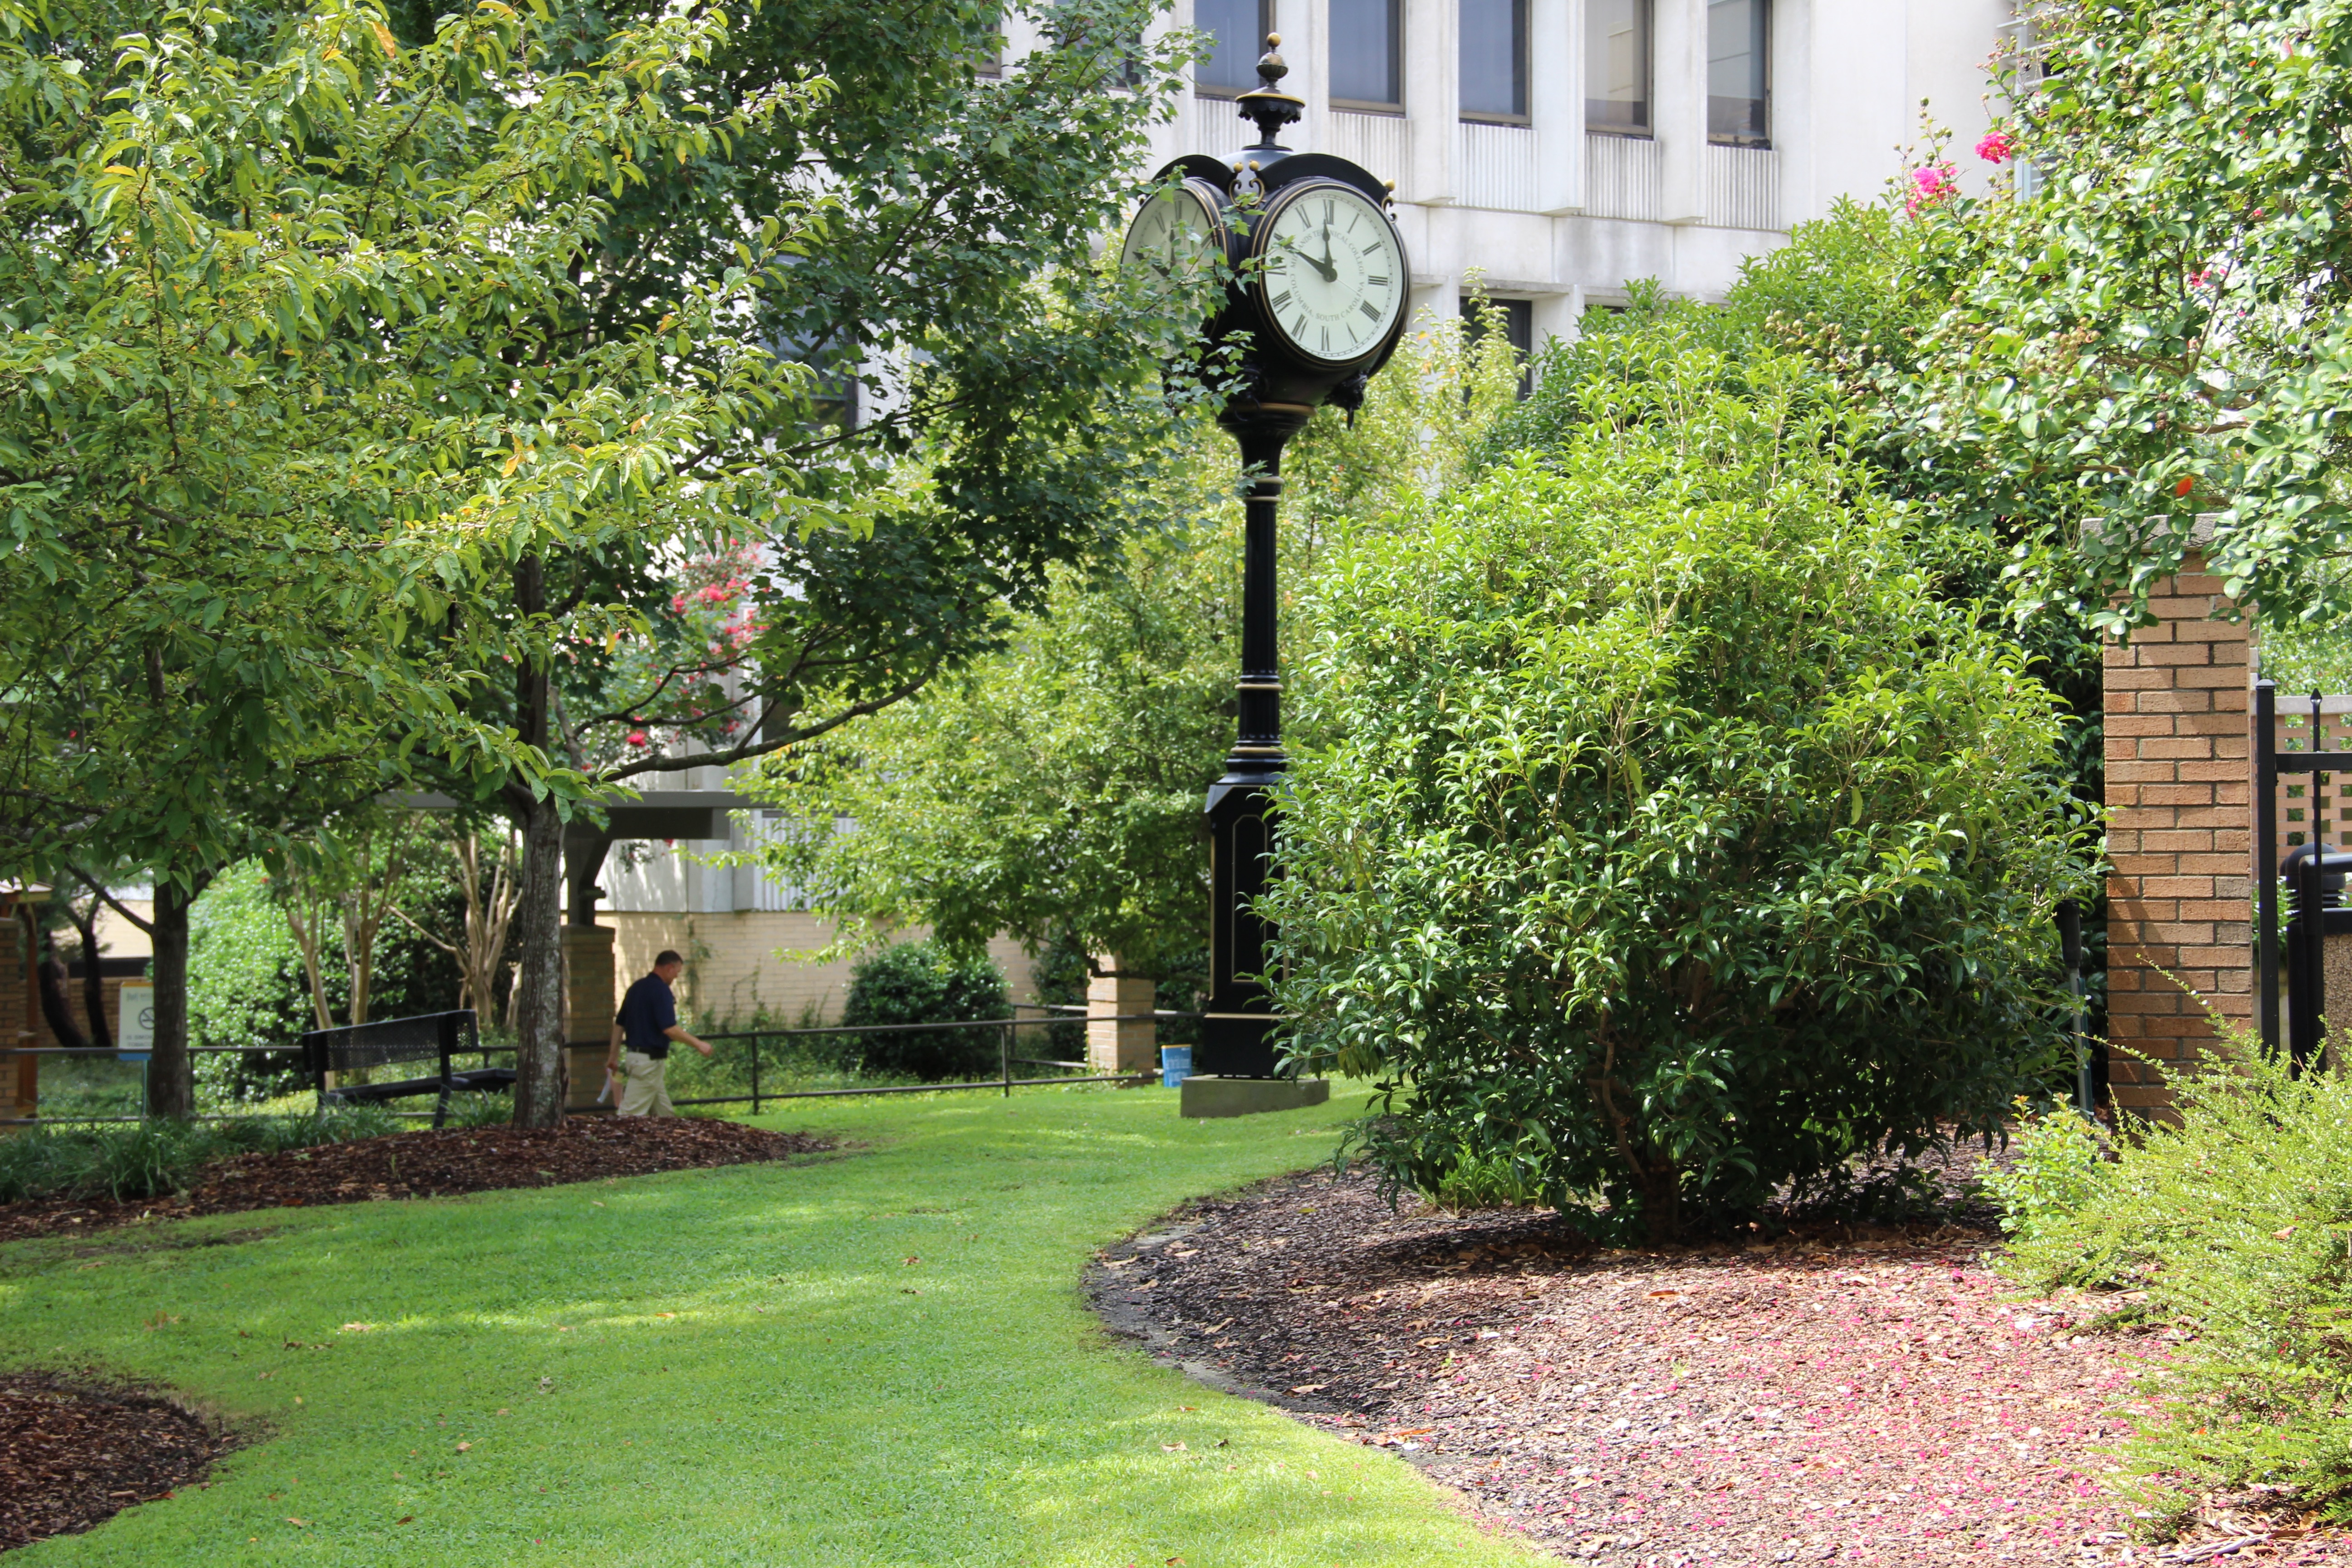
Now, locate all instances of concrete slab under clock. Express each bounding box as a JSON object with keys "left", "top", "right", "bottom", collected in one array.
[{"left": 1177, "top": 1075, "right": 1330, "bottom": 1118}]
